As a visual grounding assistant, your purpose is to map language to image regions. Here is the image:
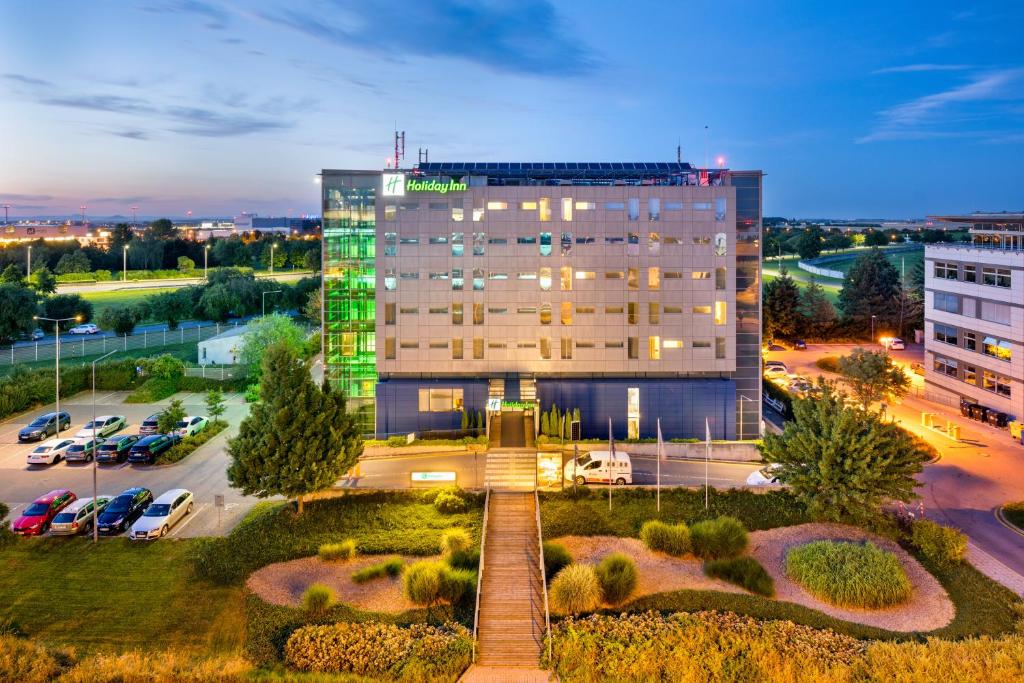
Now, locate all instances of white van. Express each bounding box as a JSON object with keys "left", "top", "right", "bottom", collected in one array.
[{"left": 564, "top": 450, "right": 633, "bottom": 485}]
